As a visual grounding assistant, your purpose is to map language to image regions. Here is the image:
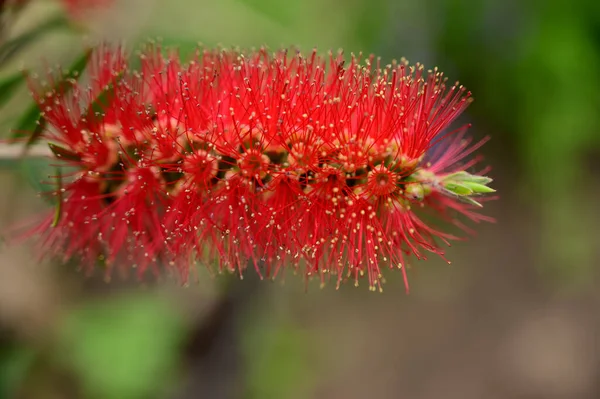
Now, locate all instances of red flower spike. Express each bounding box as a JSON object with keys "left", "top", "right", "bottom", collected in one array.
[{"left": 22, "top": 45, "right": 496, "bottom": 292}]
